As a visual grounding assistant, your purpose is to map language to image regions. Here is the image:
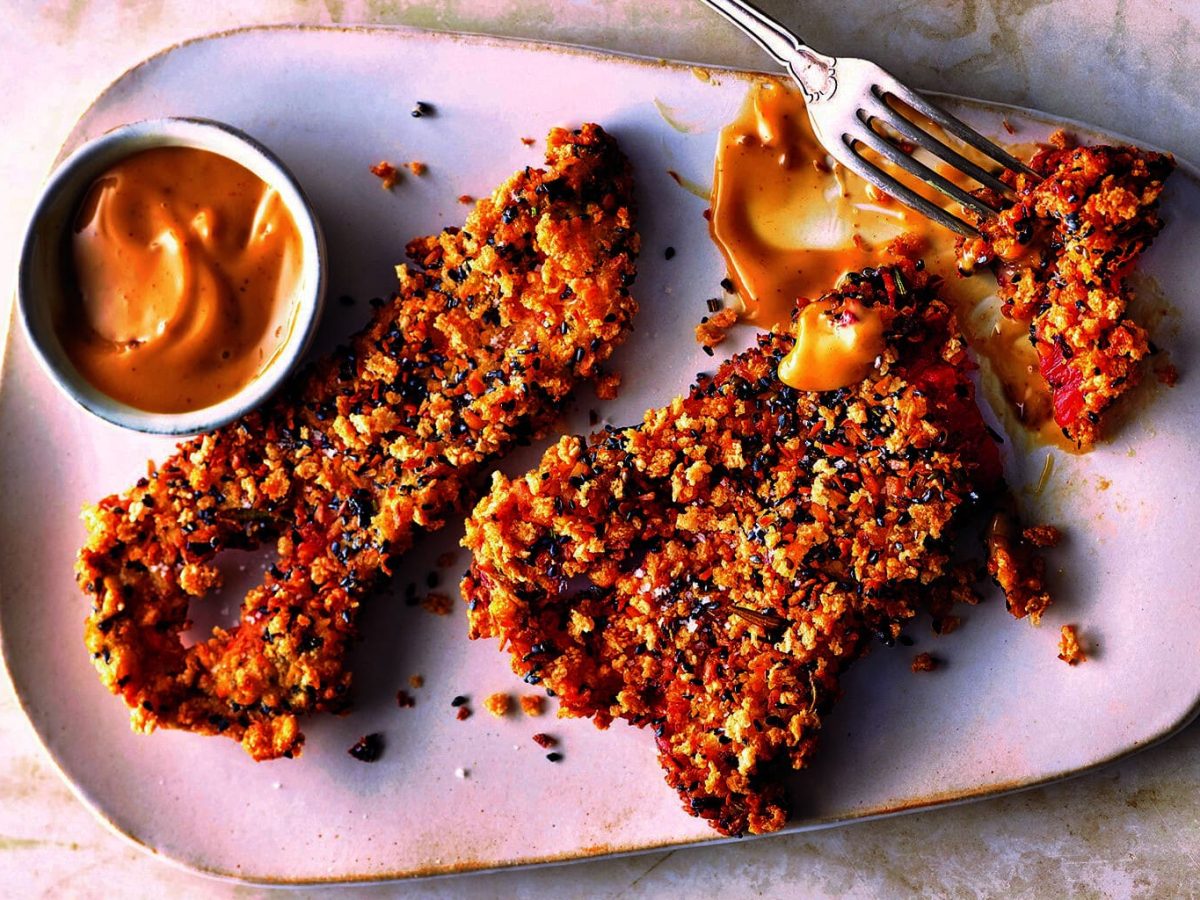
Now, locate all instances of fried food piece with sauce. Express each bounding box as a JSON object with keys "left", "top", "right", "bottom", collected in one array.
[
  {"left": 78, "top": 124, "right": 639, "bottom": 761},
  {"left": 463, "top": 261, "right": 1050, "bottom": 836},
  {"left": 957, "top": 140, "right": 1175, "bottom": 448}
]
